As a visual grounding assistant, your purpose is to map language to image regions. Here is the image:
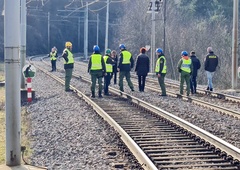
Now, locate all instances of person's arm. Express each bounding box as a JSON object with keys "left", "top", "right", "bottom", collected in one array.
[
  {"left": 204, "top": 56, "right": 208, "bottom": 70},
  {"left": 130, "top": 56, "right": 134, "bottom": 69},
  {"left": 159, "top": 58, "right": 164, "bottom": 74},
  {"left": 101, "top": 56, "right": 106, "bottom": 73},
  {"left": 135, "top": 56, "right": 139, "bottom": 72},
  {"left": 88, "top": 57, "right": 92, "bottom": 73},
  {"left": 118, "top": 53, "right": 123, "bottom": 69},
  {"left": 177, "top": 59, "right": 182, "bottom": 72},
  {"left": 62, "top": 50, "right": 68, "bottom": 63}
]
